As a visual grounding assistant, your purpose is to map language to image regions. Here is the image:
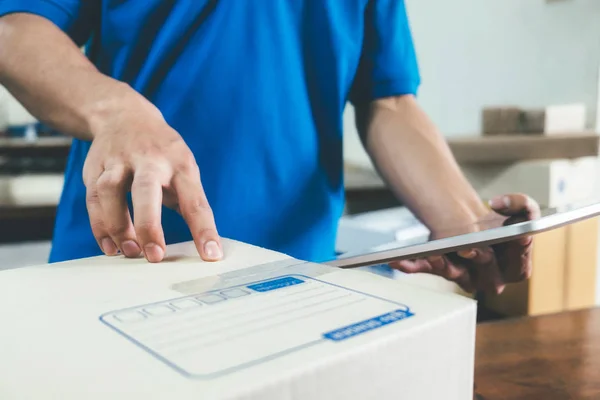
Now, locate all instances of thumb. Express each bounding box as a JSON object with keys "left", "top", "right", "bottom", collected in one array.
[{"left": 489, "top": 193, "right": 540, "bottom": 218}]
